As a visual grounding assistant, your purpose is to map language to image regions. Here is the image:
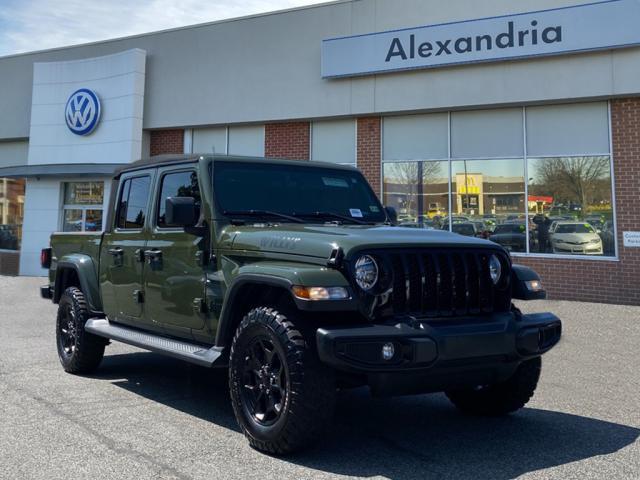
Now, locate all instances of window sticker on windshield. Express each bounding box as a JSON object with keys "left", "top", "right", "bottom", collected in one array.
[
  {"left": 350, "top": 208, "right": 363, "bottom": 218},
  {"left": 322, "top": 177, "right": 349, "bottom": 188},
  {"left": 369, "top": 206, "right": 380, "bottom": 213}
]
